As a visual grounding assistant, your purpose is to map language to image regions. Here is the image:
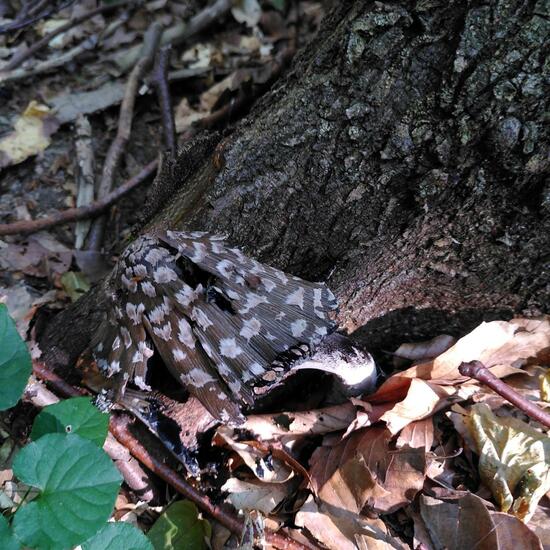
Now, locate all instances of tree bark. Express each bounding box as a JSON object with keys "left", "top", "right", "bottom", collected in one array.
[{"left": 41, "top": 0, "right": 549, "bottom": 371}]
